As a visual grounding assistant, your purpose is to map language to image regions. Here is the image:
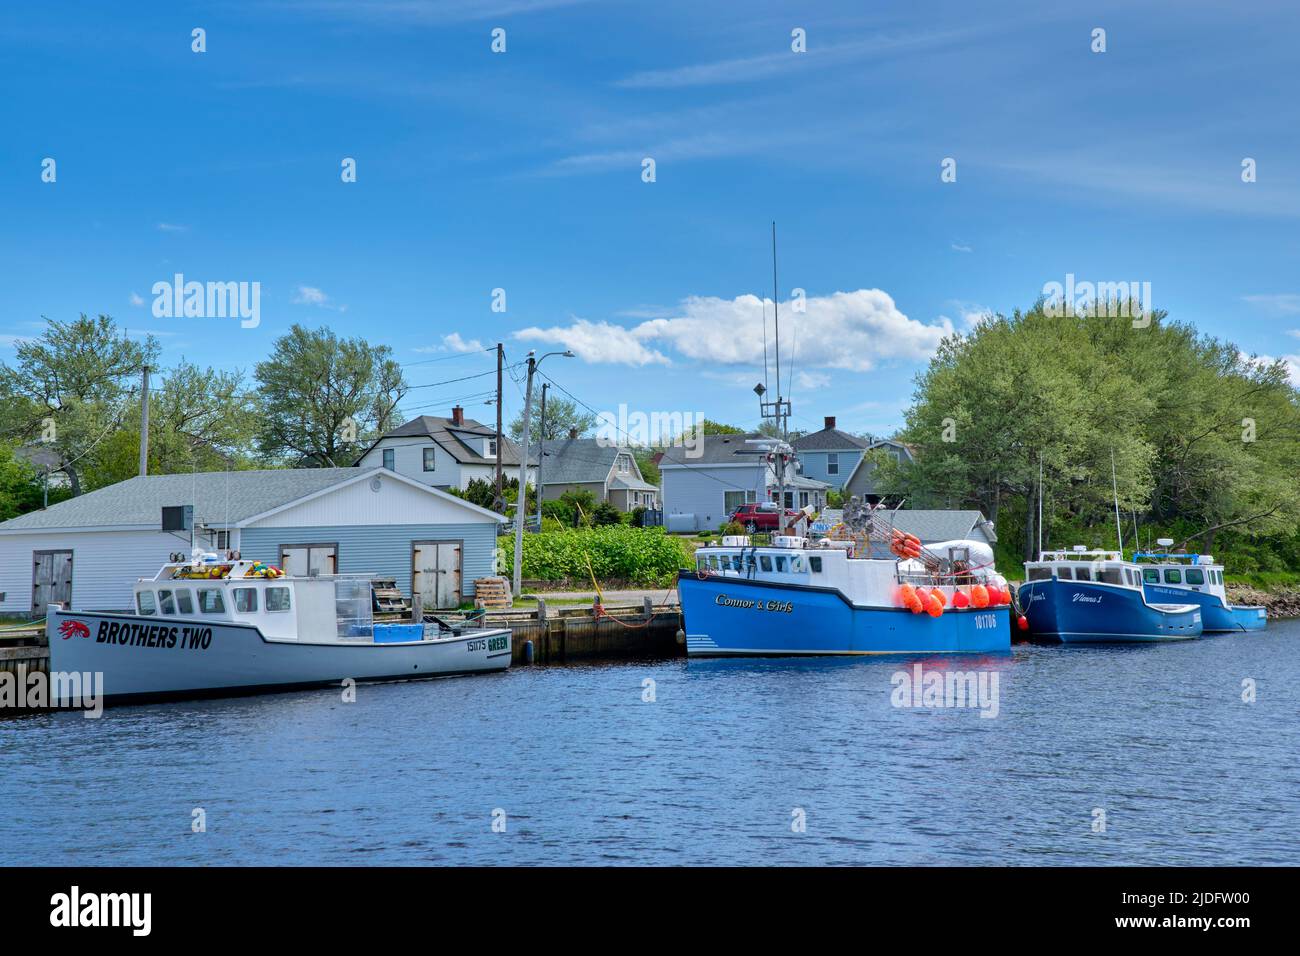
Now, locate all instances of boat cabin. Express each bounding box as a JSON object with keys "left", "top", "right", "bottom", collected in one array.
[
  {"left": 1132, "top": 552, "right": 1229, "bottom": 601},
  {"left": 133, "top": 558, "right": 373, "bottom": 642},
  {"left": 1024, "top": 548, "right": 1145, "bottom": 590}
]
